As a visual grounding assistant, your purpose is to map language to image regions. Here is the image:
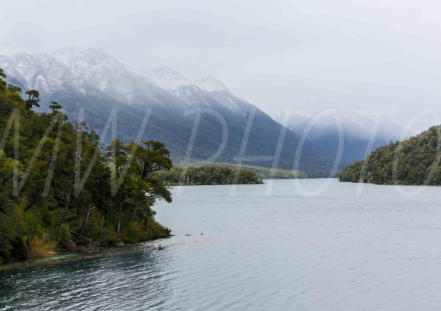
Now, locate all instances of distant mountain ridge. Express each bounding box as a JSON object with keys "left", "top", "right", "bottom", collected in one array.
[
  {"left": 279, "top": 113, "right": 396, "bottom": 167},
  {"left": 0, "top": 47, "right": 333, "bottom": 176},
  {"left": 137, "top": 65, "right": 229, "bottom": 92}
]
